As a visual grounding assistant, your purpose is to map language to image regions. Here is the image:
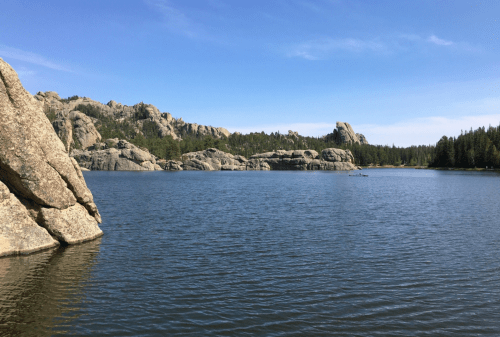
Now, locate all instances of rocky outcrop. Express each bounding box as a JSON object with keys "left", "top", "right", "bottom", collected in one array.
[
  {"left": 35, "top": 92, "right": 230, "bottom": 143},
  {"left": 69, "top": 111, "right": 102, "bottom": 149},
  {"left": 249, "top": 148, "right": 358, "bottom": 171},
  {"left": 181, "top": 148, "right": 248, "bottom": 171},
  {"left": 357, "top": 133, "right": 368, "bottom": 145},
  {"left": 325, "top": 122, "right": 369, "bottom": 145},
  {"left": 51, "top": 110, "right": 102, "bottom": 151},
  {"left": 0, "top": 58, "right": 102, "bottom": 257},
  {"left": 164, "top": 160, "right": 183, "bottom": 171},
  {"left": 71, "top": 139, "right": 162, "bottom": 171},
  {"left": 166, "top": 148, "right": 358, "bottom": 171}
]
